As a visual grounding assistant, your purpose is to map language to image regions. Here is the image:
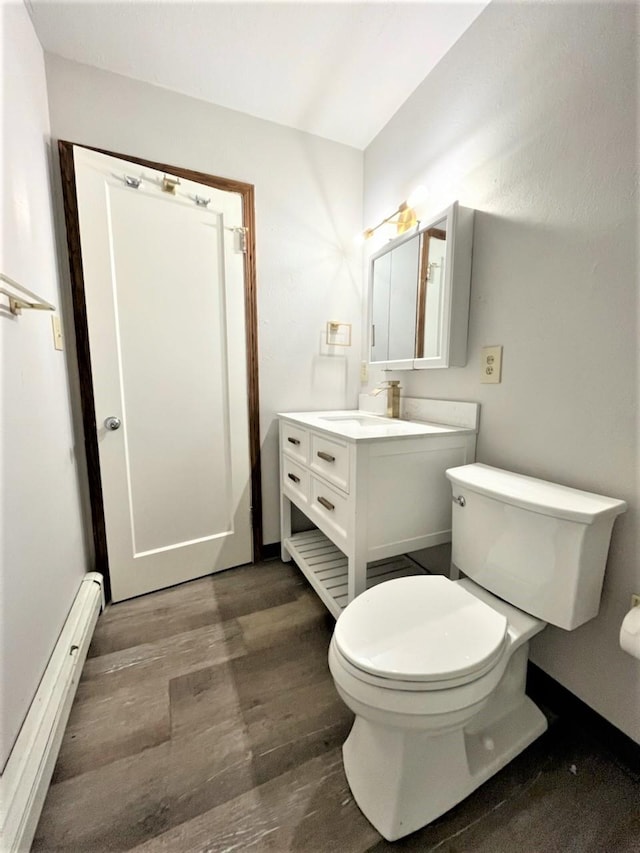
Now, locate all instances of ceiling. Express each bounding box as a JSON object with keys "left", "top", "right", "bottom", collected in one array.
[{"left": 27, "top": 0, "right": 491, "bottom": 150}]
